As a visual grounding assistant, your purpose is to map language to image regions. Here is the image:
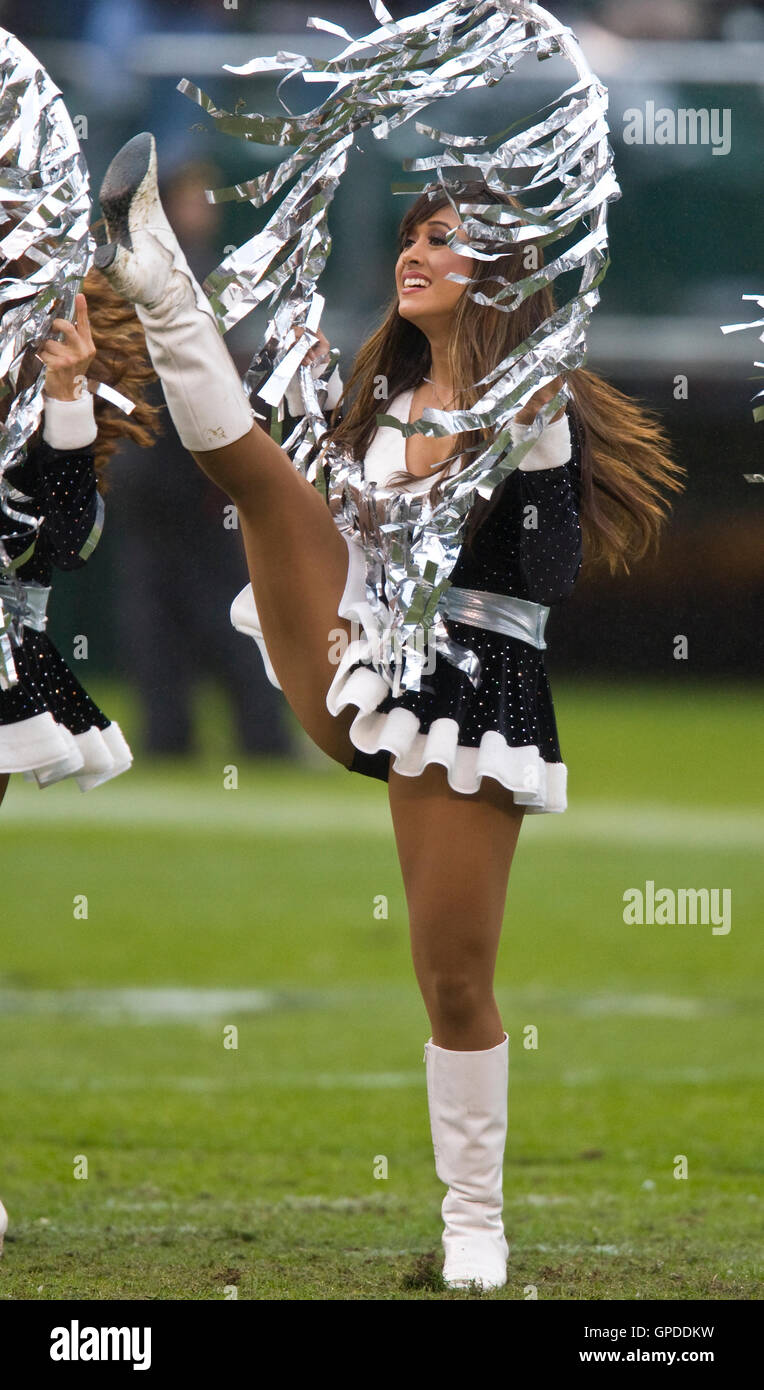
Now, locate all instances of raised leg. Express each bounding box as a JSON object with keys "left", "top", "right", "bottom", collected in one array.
[
  {"left": 95, "top": 132, "right": 358, "bottom": 768},
  {"left": 0, "top": 772, "right": 9, "bottom": 807},
  {"left": 191, "top": 427, "right": 358, "bottom": 766}
]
